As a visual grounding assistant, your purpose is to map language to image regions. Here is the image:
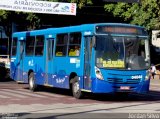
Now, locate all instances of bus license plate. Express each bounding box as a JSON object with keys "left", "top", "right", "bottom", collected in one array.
[{"left": 120, "top": 86, "right": 130, "bottom": 90}]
